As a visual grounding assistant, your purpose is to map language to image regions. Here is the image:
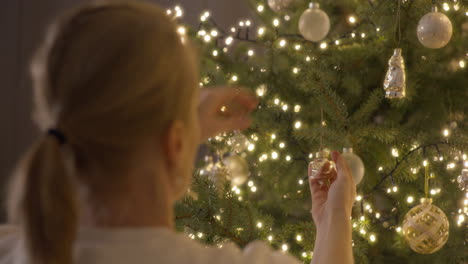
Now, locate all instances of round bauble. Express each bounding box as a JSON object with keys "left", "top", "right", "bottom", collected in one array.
[
  {"left": 298, "top": 3, "right": 330, "bottom": 42},
  {"left": 457, "top": 169, "right": 468, "bottom": 191},
  {"left": 417, "top": 7, "right": 453, "bottom": 49},
  {"left": 402, "top": 198, "right": 449, "bottom": 254},
  {"left": 268, "top": 0, "right": 293, "bottom": 13},
  {"left": 223, "top": 155, "right": 250, "bottom": 186},
  {"left": 228, "top": 132, "right": 250, "bottom": 153},
  {"left": 341, "top": 148, "right": 365, "bottom": 185}
]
